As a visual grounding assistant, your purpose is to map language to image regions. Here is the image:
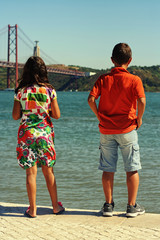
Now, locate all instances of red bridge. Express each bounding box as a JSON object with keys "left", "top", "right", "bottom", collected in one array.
[{"left": 0, "top": 25, "right": 86, "bottom": 89}]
